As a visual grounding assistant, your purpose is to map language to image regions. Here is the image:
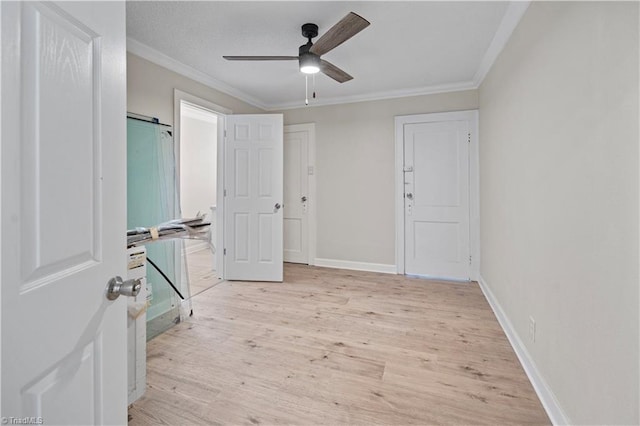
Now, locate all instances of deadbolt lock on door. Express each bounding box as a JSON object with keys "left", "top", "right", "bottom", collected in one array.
[
  {"left": 106, "top": 276, "right": 142, "bottom": 301},
  {"left": 301, "top": 196, "right": 307, "bottom": 202},
  {"left": 406, "top": 193, "right": 414, "bottom": 200}
]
